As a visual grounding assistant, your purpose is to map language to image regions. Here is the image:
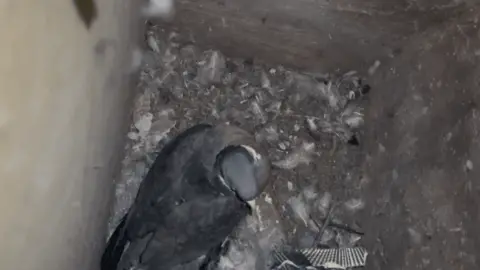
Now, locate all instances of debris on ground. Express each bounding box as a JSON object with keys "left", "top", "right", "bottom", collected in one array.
[
  {"left": 273, "top": 142, "right": 316, "bottom": 170},
  {"left": 108, "top": 23, "right": 371, "bottom": 267}
]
